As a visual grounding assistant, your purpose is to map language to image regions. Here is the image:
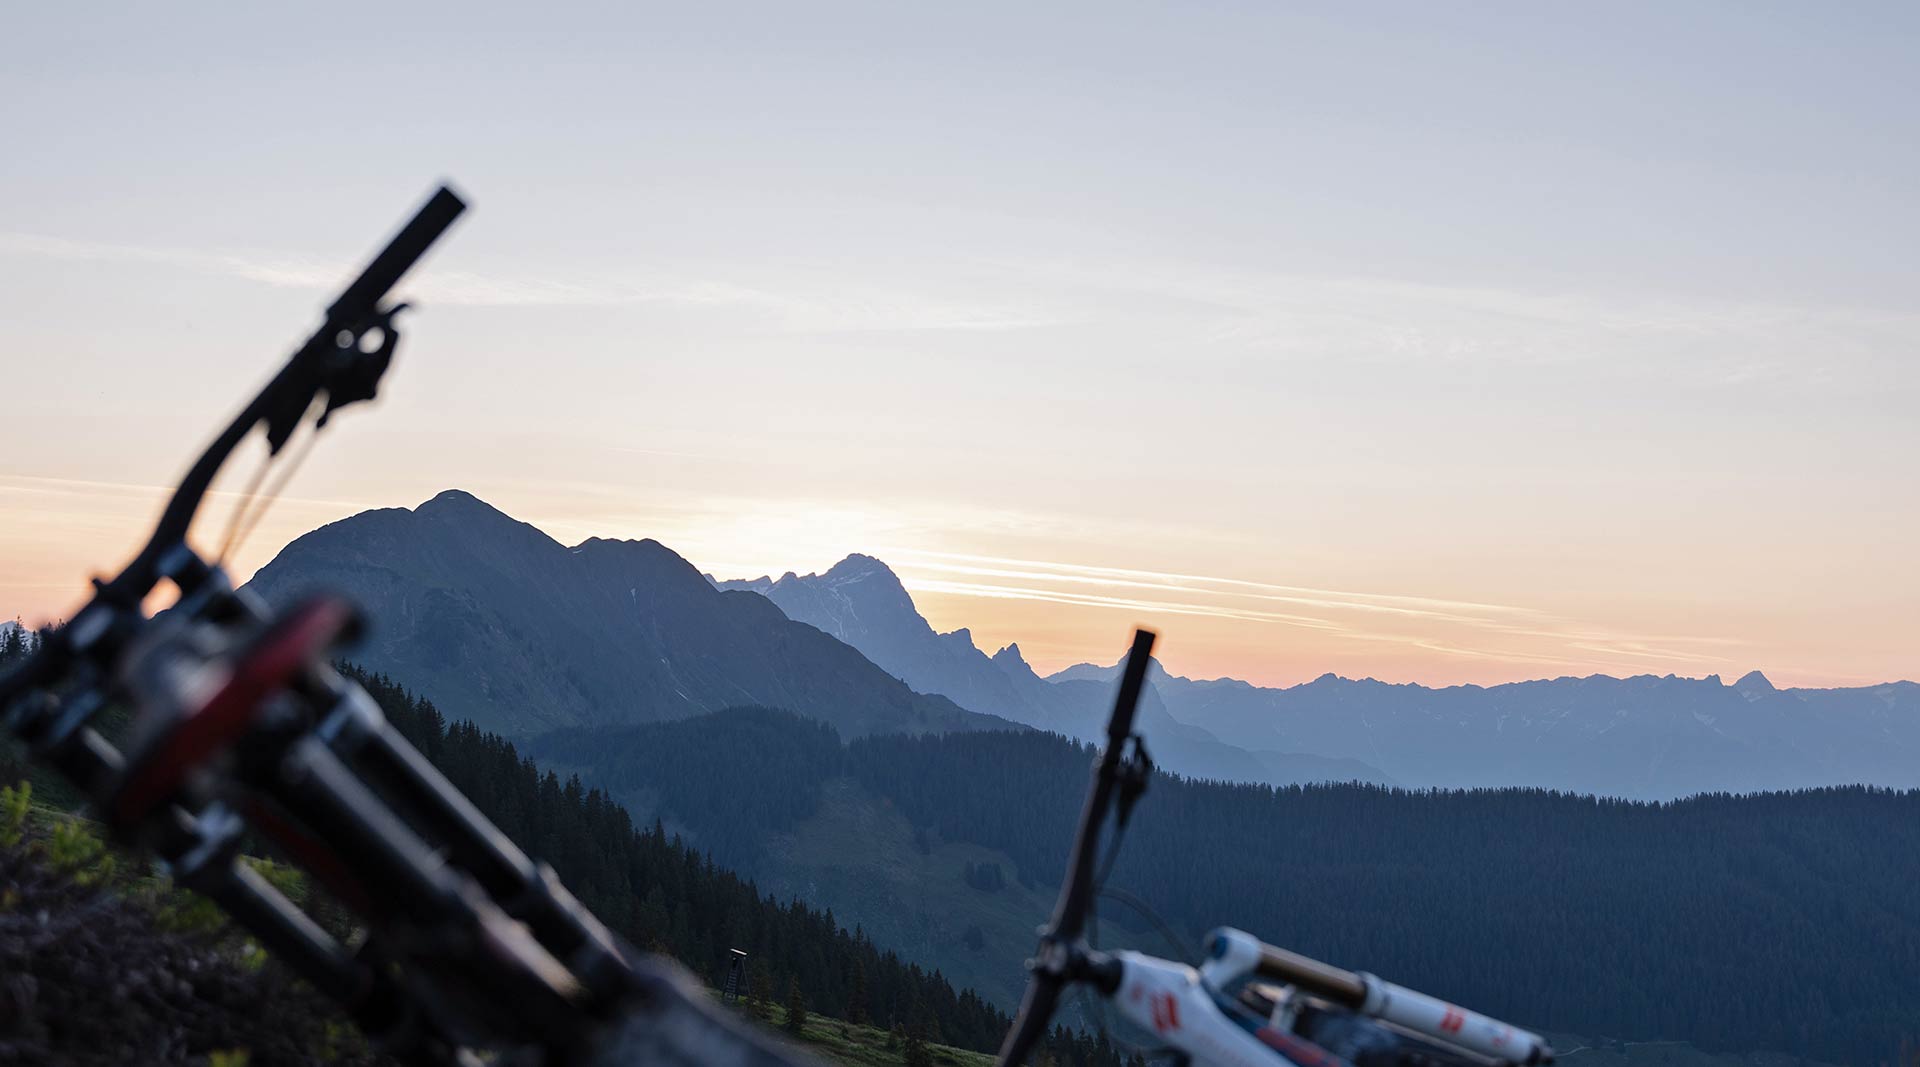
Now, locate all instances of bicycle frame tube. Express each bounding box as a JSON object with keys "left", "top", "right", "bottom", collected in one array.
[{"left": 1107, "top": 952, "right": 1320, "bottom": 1067}]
